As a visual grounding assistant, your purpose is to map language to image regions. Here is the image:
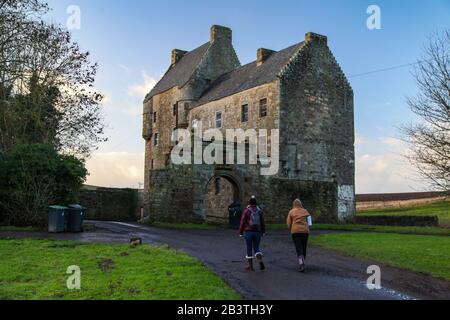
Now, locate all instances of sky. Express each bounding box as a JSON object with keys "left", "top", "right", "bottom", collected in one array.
[{"left": 44, "top": 0, "right": 450, "bottom": 193}]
